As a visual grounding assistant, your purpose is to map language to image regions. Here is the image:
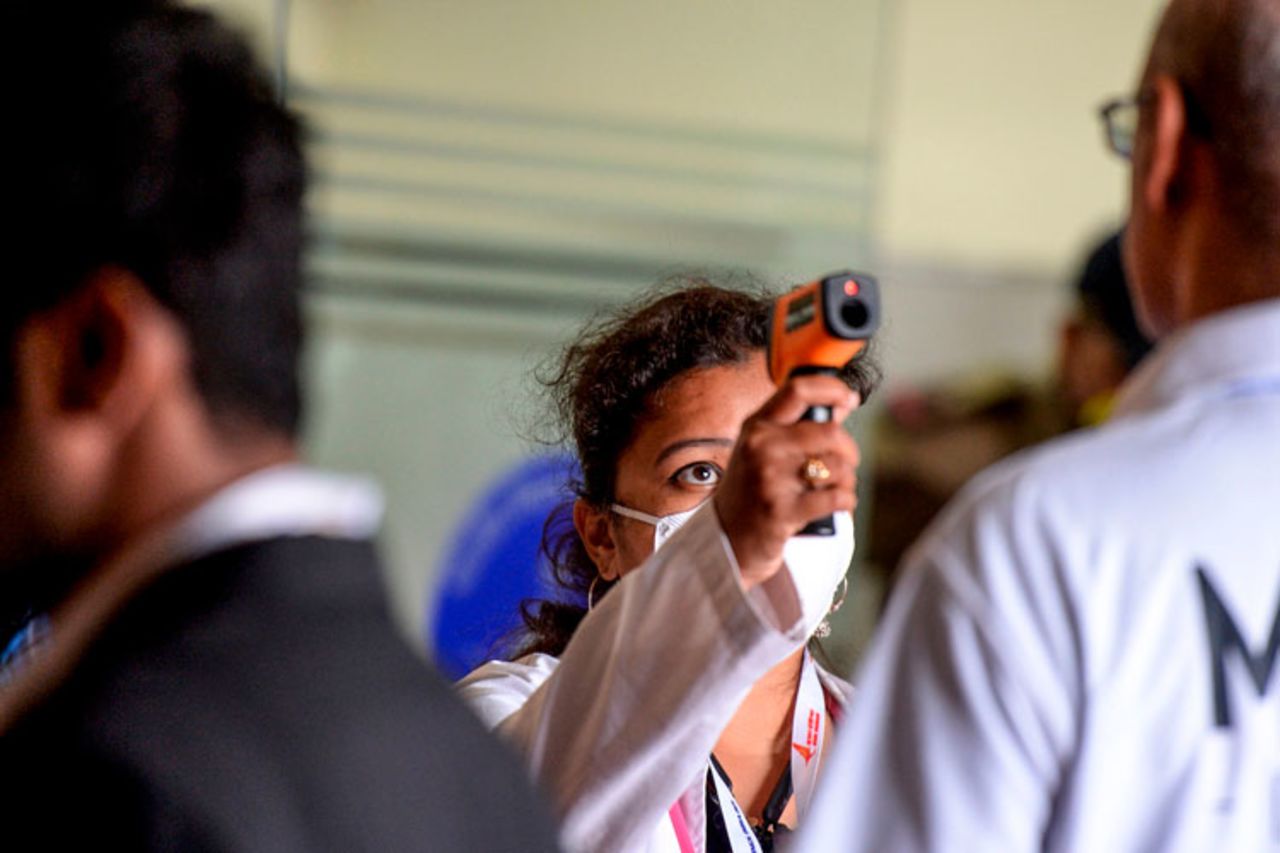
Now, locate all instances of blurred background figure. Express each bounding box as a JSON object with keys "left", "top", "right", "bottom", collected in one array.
[
  {"left": 1055, "top": 229, "right": 1153, "bottom": 428},
  {"left": 864, "top": 372, "right": 1055, "bottom": 601}
]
